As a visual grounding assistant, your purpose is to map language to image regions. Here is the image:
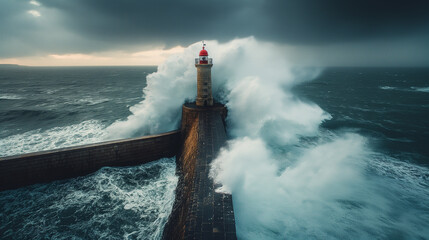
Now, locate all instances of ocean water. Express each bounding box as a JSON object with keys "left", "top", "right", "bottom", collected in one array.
[
  {"left": 0, "top": 66, "right": 154, "bottom": 154},
  {"left": 294, "top": 68, "right": 429, "bottom": 165},
  {"left": 1, "top": 39, "right": 429, "bottom": 239},
  {"left": 0, "top": 158, "right": 177, "bottom": 240}
]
